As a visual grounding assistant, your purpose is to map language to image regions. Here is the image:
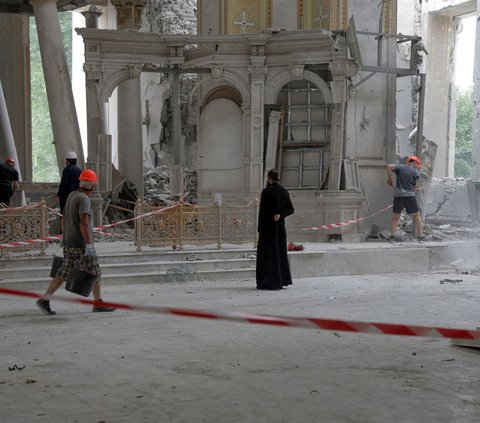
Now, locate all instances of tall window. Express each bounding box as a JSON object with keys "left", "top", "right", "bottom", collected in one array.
[
  {"left": 30, "top": 12, "right": 72, "bottom": 182},
  {"left": 277, "top": 80, "right": 332, "bottom": 189}
]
